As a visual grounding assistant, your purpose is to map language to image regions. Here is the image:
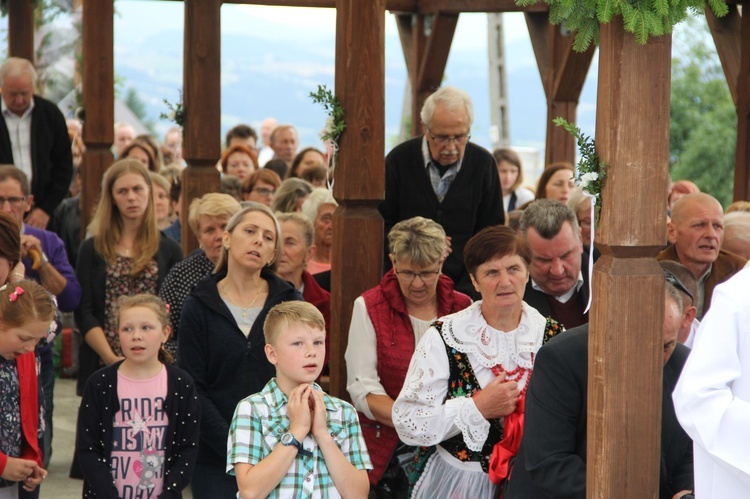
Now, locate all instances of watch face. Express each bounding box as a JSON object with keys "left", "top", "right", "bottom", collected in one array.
[{"left": 281, "top": 433, "right": 293, "bottom": 445}]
